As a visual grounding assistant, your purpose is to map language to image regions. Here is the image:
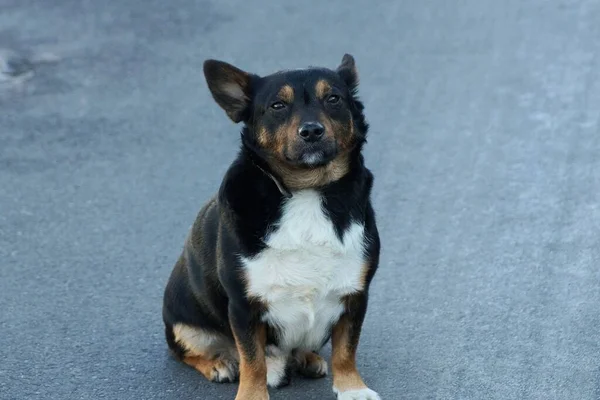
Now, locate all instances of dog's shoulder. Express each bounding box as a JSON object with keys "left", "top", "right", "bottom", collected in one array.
[{"left": 216, "top": 149, "right": 286, "bottom": 256}]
